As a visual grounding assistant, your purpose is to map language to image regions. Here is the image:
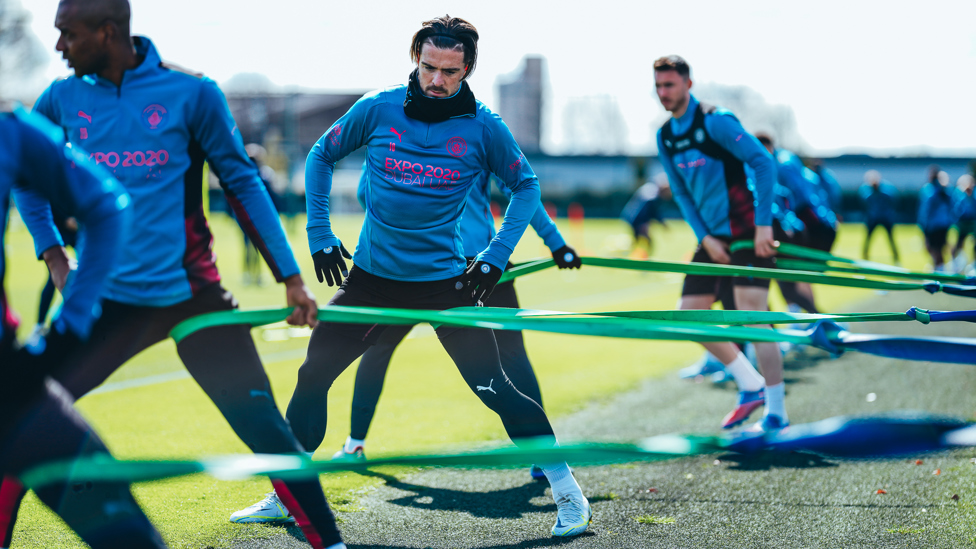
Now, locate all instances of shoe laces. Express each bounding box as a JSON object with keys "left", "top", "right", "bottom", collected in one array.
[{"left": 554, "top": 492, "right": 584, "bottom": 523}]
